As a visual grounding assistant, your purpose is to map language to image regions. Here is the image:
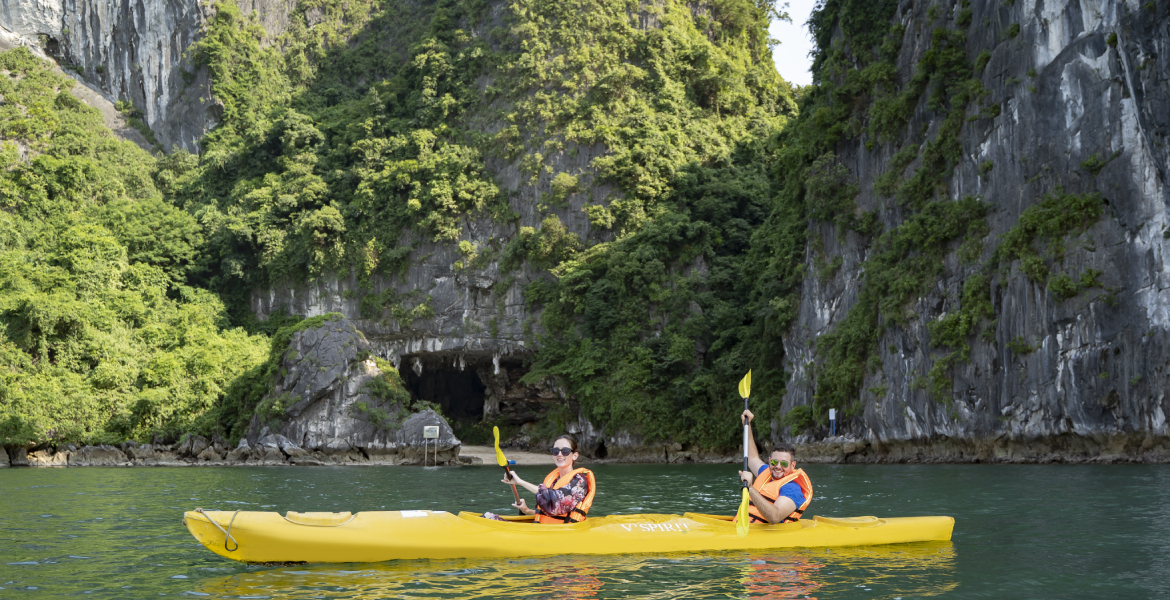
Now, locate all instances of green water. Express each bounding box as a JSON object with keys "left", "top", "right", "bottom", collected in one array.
[{"left": 1, "top": 463, "right": 1167, "bottom": 599}]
